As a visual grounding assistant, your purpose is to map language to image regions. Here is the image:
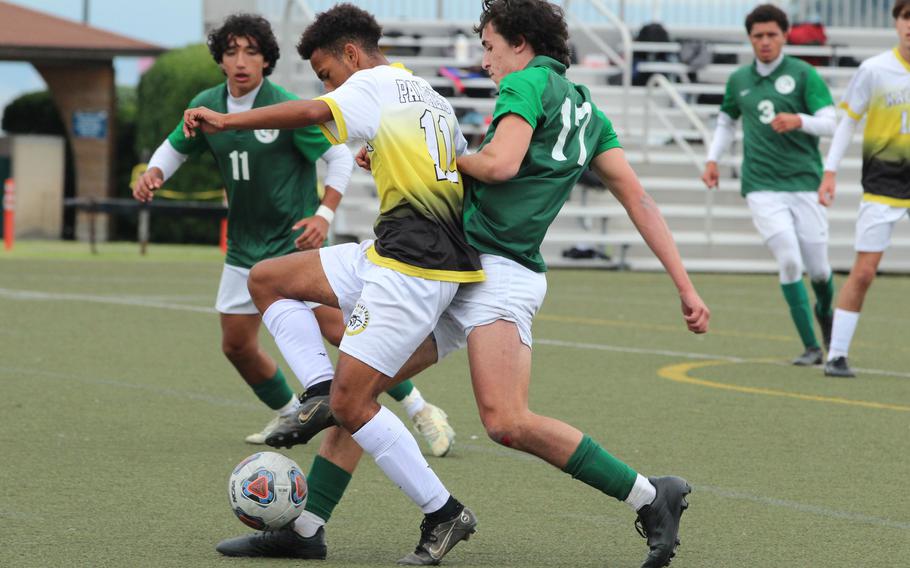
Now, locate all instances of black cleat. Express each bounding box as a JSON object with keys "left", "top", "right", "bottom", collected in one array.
[
  {"left": 265, "top": 383, "right": 337, "bottom": 449},
  {"left": 815, "top": 306, "right": 833, "bottom": 352},
  {"left": 216, "top": 526, "right": 327, "bottom": 559},
  {"left": 824, "top": 356, "right": 856, "bottom": 378},
  {"left": 397, "top": 507, "right": 477, "bottom": 565},
  {"left": 792, "top": 346, "right": 823, "bottom": 366},
  {"left": 635, "top": 476, "right": 691, "bottom": 568}
]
